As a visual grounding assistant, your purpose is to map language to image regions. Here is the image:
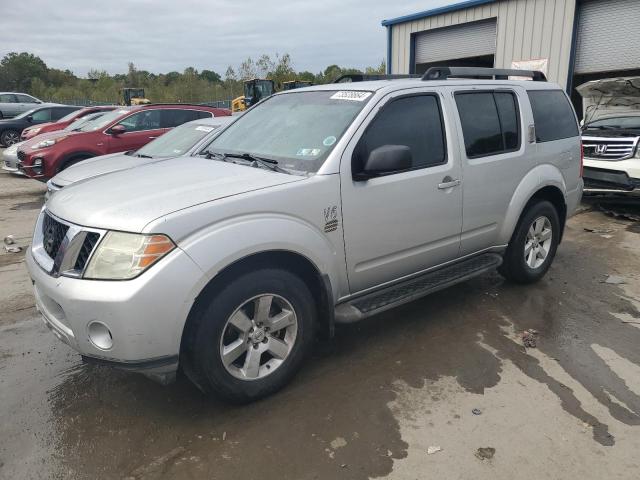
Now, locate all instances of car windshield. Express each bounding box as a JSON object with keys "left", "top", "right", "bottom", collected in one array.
[
  {"left": 204, "top": 90, "right": 372, "bottom": 173},
  {"left": 79, "top": 109, "right": 132, "bottom": 132},
  {"left": 136, "top": 122, "right": 219, "bottom": 158},
  {"left": 14, "top": 108, "right": 38, "bottom": 119},
  {"left": 586, "top": 116, "right": 640, "bottom": 129},
  {"left": 64, "top": 112, "right": 107, "bottom": 131}
]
